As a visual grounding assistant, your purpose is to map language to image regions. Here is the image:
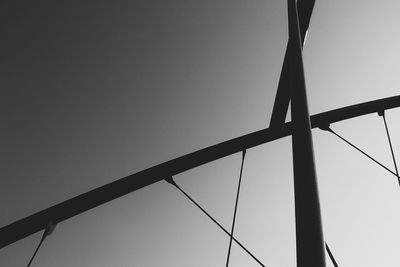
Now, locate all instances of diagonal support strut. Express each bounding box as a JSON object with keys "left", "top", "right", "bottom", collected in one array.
[{"left": 269, "top": 0, "right": 315, "bottom": 128}]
